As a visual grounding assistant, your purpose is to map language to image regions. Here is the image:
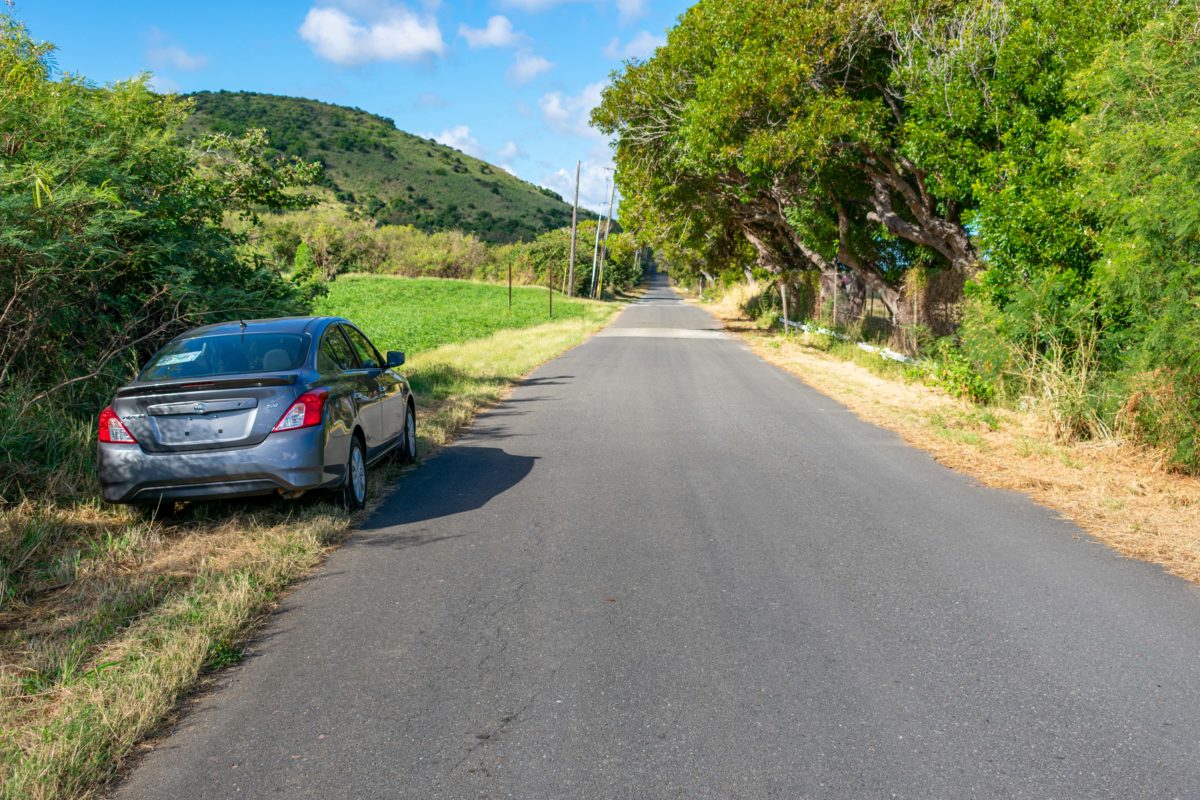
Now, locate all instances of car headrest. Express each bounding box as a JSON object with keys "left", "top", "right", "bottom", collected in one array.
[{"left": 262, "top": 348, "right": 292, "bottom": 372}]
